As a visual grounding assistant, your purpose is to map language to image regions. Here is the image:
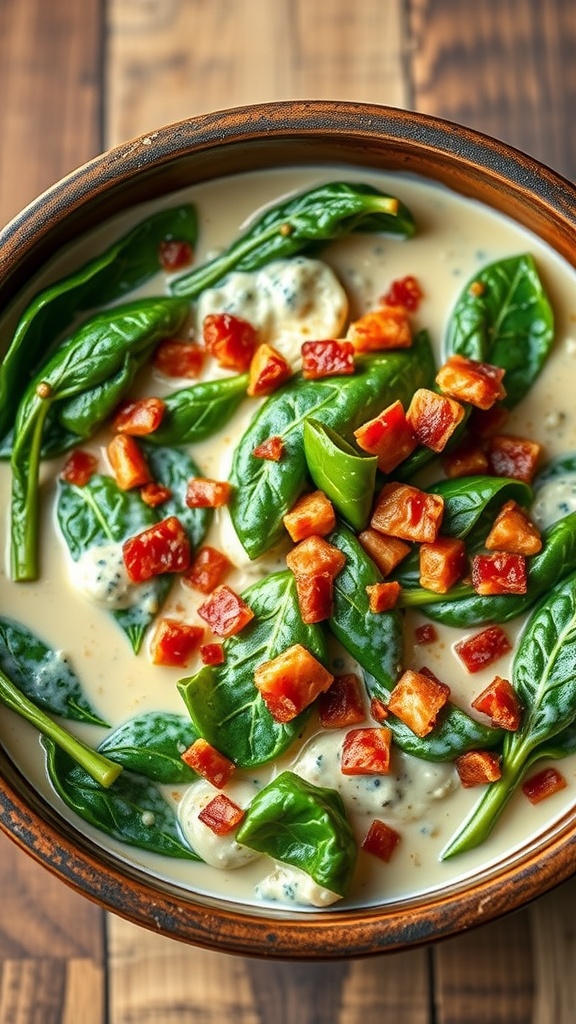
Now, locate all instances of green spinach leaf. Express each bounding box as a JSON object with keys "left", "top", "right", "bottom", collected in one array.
[
  {"left": 146, "top": 373, "right": 249, "bottom": 446},
  {"left": 98, "top": 712, "right": 198, "bottom": 783}
]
